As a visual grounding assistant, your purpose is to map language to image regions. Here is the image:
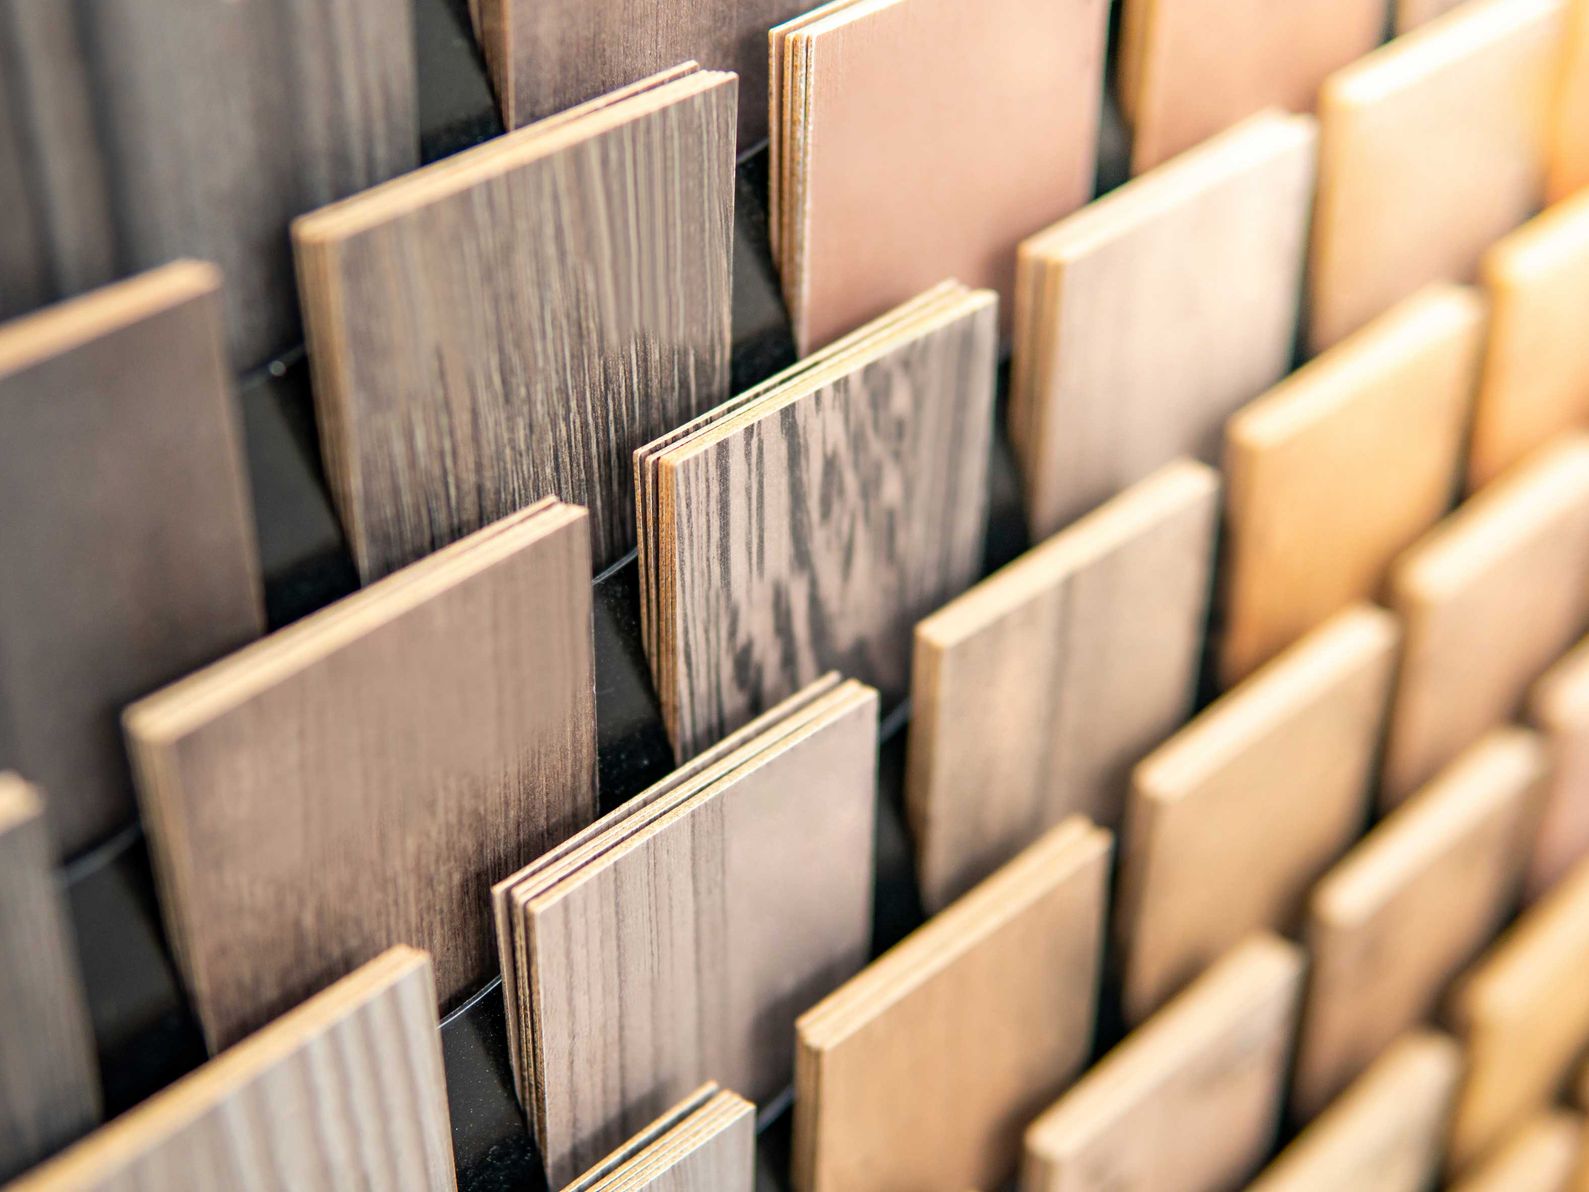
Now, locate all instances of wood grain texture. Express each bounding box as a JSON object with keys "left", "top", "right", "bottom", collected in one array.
[
  {"left": 1021, "top": 934, "right": 1303, "bottom": 1192},
  {"left": 1308, "top": 0, "right": 1565, "bottom": 352},
  {"left": 1221, "top": 284, "right": 1484, "bottom": 687},
  {"left": 1399, "top": 0, "right": 1482, "bottom": 29},
  {"left": 793, "top": 818, "right": 1110, "bottom": 1192},
  {"left": 1382, "top": 433, "right": 1589, "bottom": 806},
  {"left": 1451, "top": 1110, "right": 1587, "bottom": 1191},
  {"left": 1550, "top": 0, "right": 1589, "bottom": 201},
  {"left": 567, "top": 1083, "right": 755, "bottom": 1192},
  {"left": 124, "top": 499, "right": 597, "bottom": 1051},
  {"left": 296, "top": 66, "right": 735, "bottom": 582},
  {"left": 1116, "top": 604, "right": 1399, "bottom": 1025},
  {"left": 1292, "top": 730, "right": 1542, "bottom": 1119},
  {"left": 0, "top": 775, "right": 99, "bottom": 1181},
  {"left": 906, "top": 459, "right": 1218, "bottom": 913},
  {"left": 9, "top": 947, "right": 455, "bottom": 1191},
  {"left": 1528, "top": 637, "right": 1589, "bottom": 898},
  {"left": 0, "top": 262, "right": 264, "bottom": 856},
  {"left": 1010, "top": 111, "right": 1316, "bottom": 539}
]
